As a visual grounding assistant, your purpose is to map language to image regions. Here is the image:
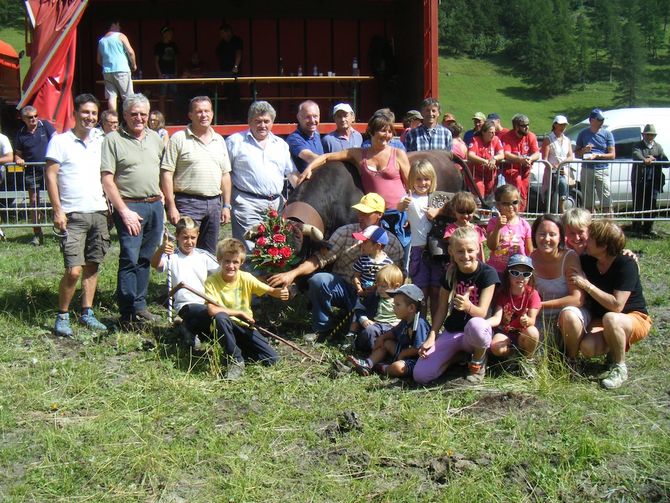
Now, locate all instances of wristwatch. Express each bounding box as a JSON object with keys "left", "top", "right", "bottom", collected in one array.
[{"left": 223, "top": 203, "right": 232, "bottom": 210}]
